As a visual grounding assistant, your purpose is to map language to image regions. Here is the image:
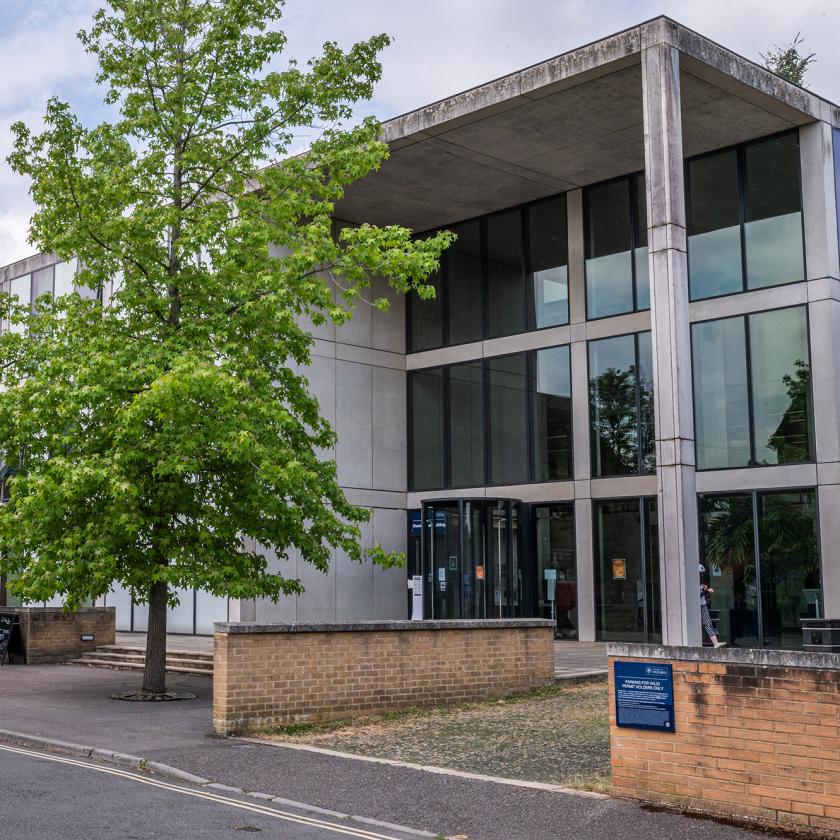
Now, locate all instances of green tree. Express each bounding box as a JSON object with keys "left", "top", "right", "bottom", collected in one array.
[
  {"left": 2, "top": 0, "right": 451, "bottom": 696},
  {"left": 760, "top": 32, "right": 816, "bottom": 86}
]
